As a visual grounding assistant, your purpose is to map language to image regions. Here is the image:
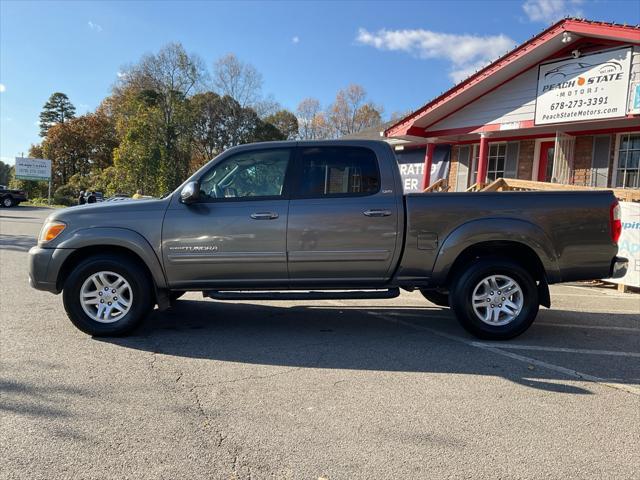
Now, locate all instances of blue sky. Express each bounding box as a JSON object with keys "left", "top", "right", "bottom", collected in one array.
[{"left": 0, "top": 0, "right": 636, "bottom": 164}]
